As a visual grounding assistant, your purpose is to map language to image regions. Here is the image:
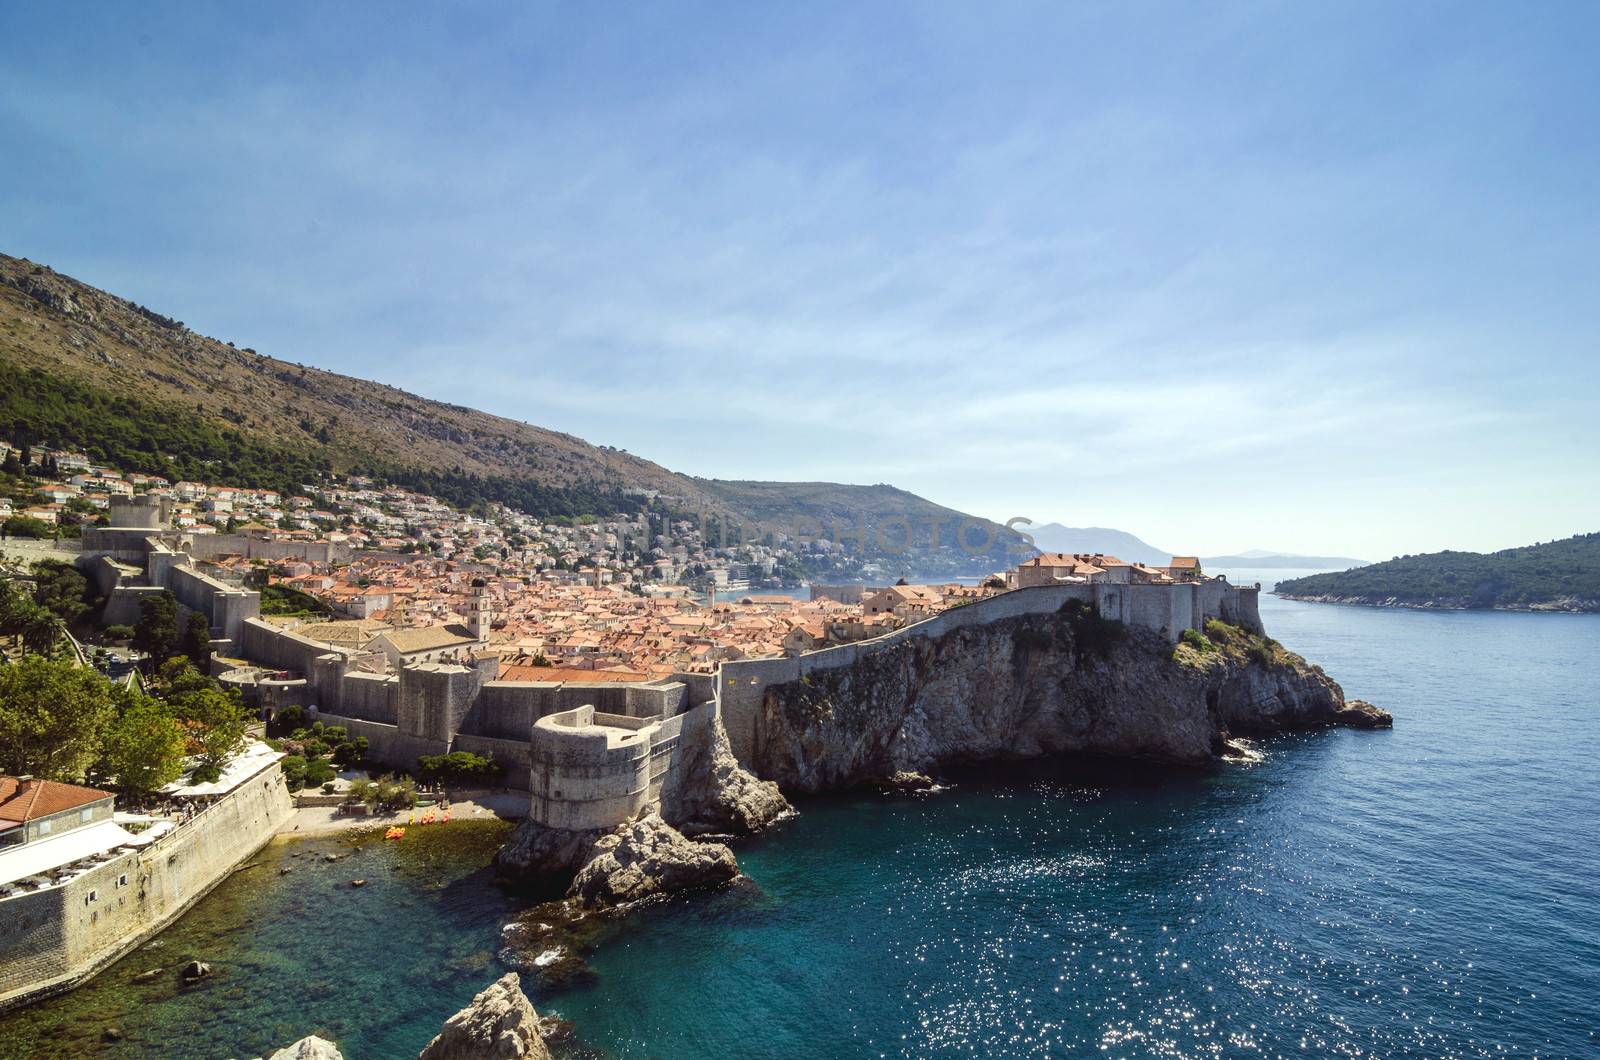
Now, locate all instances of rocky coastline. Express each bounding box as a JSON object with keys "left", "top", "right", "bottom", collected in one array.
[
  {"left": 267, "top": 972, "right": 554, "bottom": 1060},
  {"left": 258, "top": 605, "right": 1389, "bottom": 1059},
  {"left": 1275, "top": 591, "right": 1600, "bottom": 613},
  {"left": 744, "top": 609, "right": 1389, "bottom": 794}
]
